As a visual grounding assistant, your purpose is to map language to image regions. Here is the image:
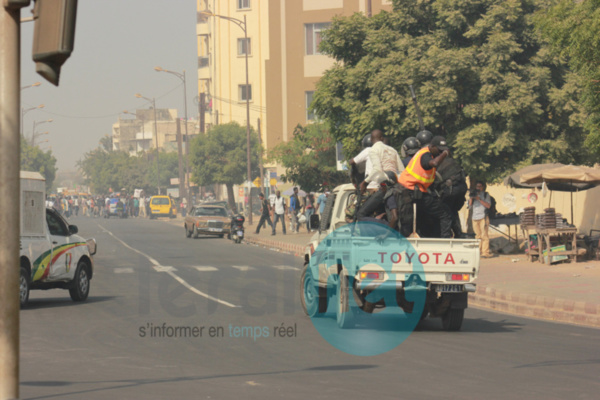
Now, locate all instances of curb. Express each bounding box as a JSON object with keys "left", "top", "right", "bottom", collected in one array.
[
  {"left": 244, "top": 235, "right": 600, "bottom": 329},
  {"left": 244, "top": 236, "right": 306, "bottom": 258},
  {"left": 470, "top": 285, "right": 600, "bottom": 329}
]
